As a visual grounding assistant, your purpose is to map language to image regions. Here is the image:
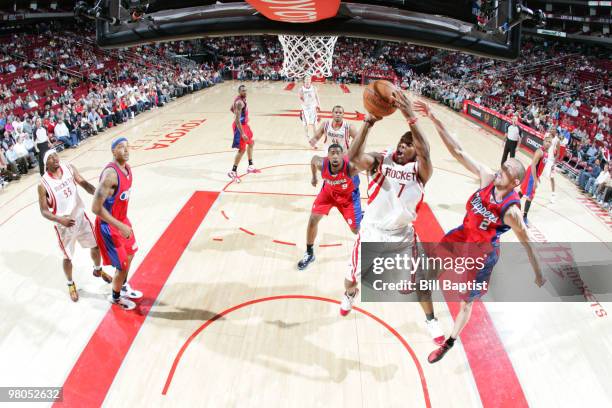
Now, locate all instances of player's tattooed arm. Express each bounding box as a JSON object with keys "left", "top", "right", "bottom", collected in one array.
[
  {"left": 504, "top": 205, "right": 546, "bottom": 287},
  {"left": 311, "top": 155, "right": 323, "bottom": 186},
  {"left": 92, "top": 168, "right": 131, "bottom": 238},
  {"left": 413, "top": 100, "right": 495, "bottom": 187},
  {"left": 69, "top": 164, "right": 95, "bottom": 195},
  {"left": 234, "top": 100, "right": 246, "bottom": 140},
  {"left": 37, "top": 183, "right": 74, "bottom": 227},
  {"left": 396, "top": 92, "right": 432, "bottom": 184},
  {"left": 309, "top": 123, "right": 325, "bottom": 147},
  {"left": 348, "top": 114, "right": 380, "bottom": 173}
]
